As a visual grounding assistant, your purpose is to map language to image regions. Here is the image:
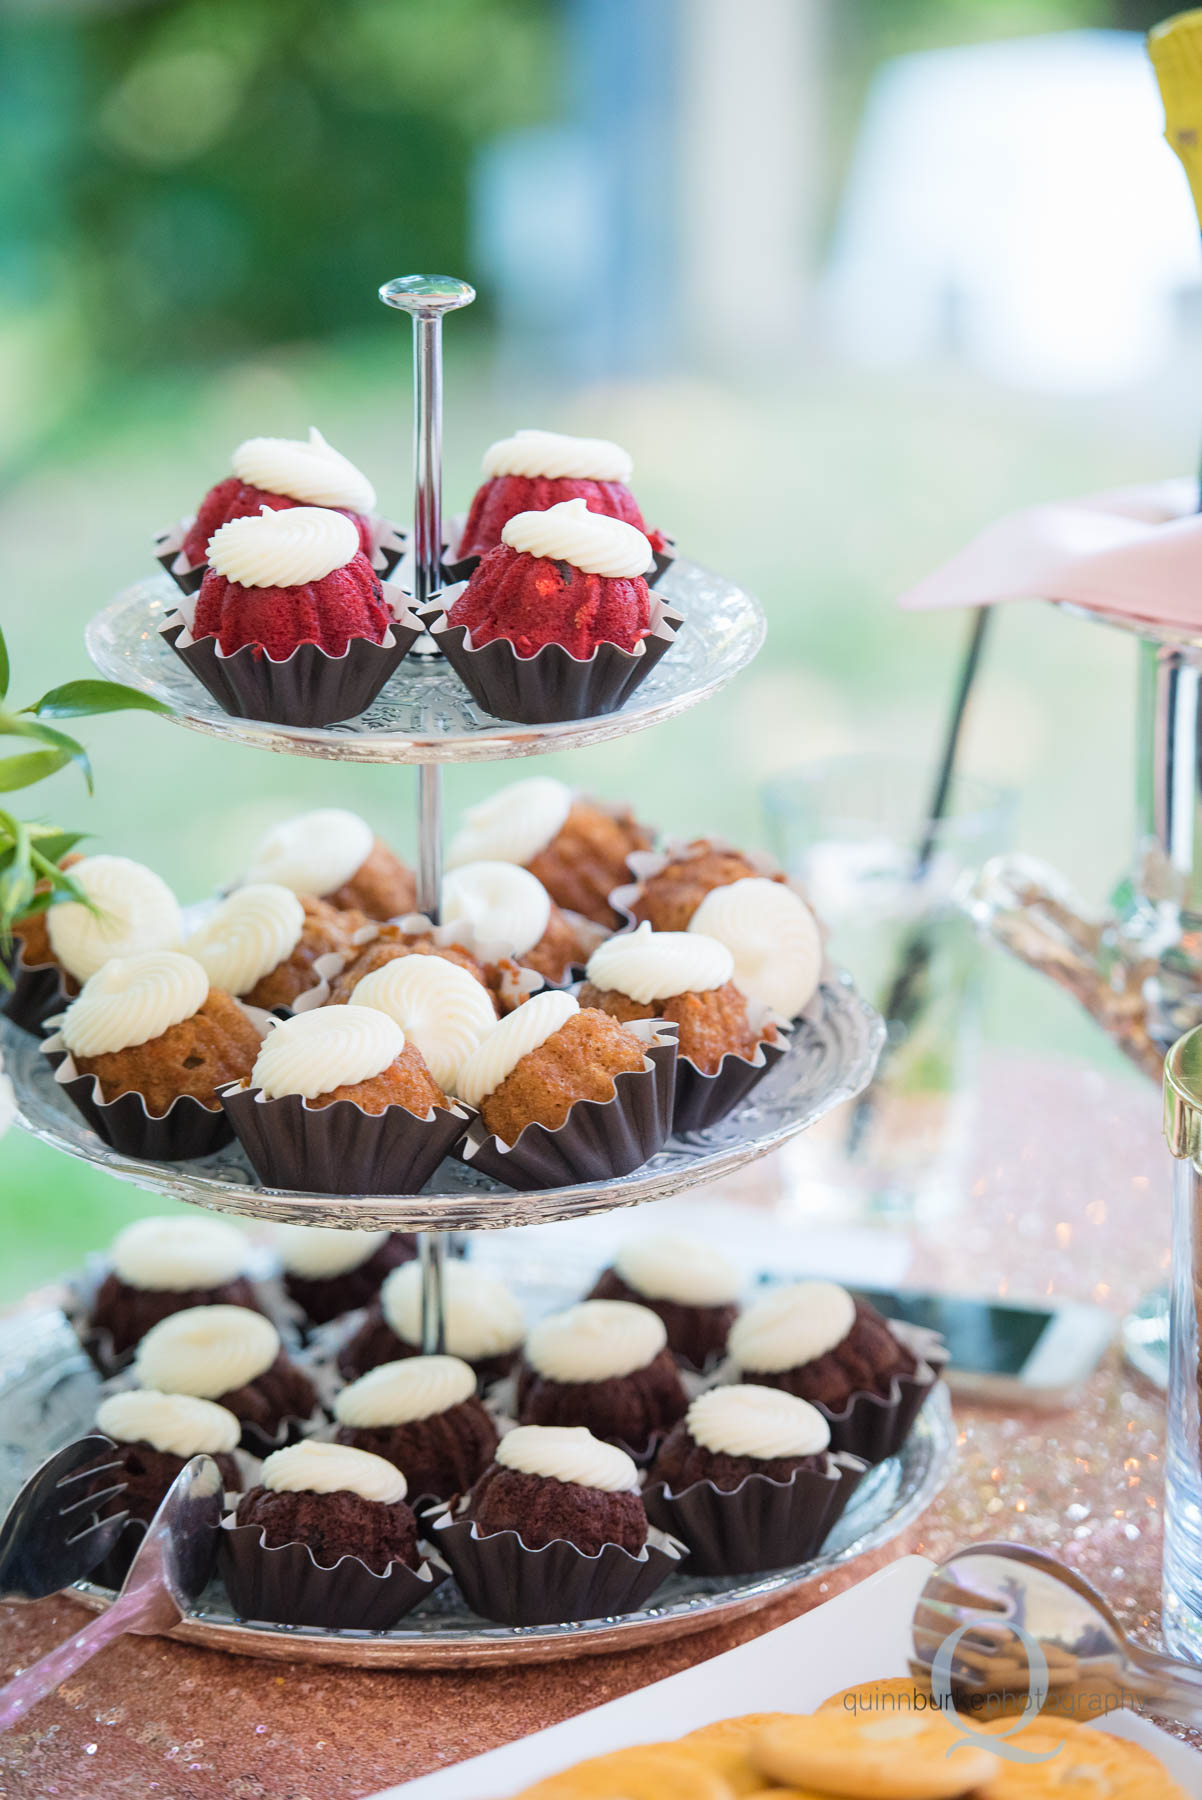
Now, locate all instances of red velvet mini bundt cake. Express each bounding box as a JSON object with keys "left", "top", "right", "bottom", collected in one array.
[
  {"left": 183, "top": 480, "right": 373, "bottom": 568},
  {"left": 193, "top": 547, "right": 390, "bottom": 661},
  {"left": 457, "top": 429, "right": 665, "bottom": 560},
  {"left": 448, "top": 542, "right": 651, "bottom": 661},
  {"left": 181, "top": 428, "right": 377, "bottom": 567}
]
